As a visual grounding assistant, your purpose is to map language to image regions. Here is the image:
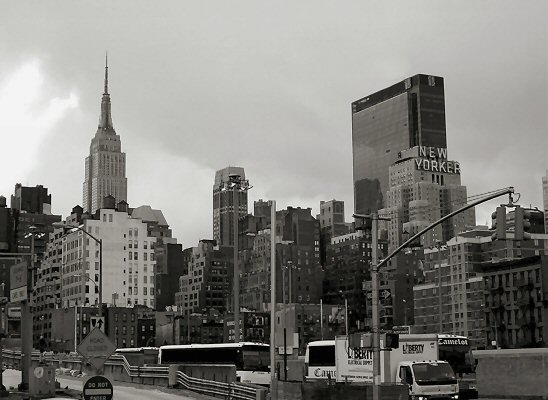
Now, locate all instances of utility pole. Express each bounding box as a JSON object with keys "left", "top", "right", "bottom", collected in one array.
[
  {"left": 437, "top": 241, "right": 443, "bottom": 333},
  {"left": 353, "top": 212, "right": 388, "bottom": 400},
  {"left": 370, "top": 213, "right": 381, "bottom": 400},
  {"left": 269, "top": 200, "right": 277, "bottom": 398}
]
